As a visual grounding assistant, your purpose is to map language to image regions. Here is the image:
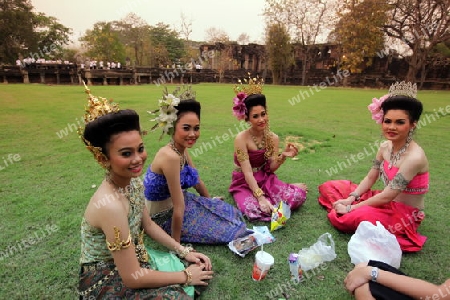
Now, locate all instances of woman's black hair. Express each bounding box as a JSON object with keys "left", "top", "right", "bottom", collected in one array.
[
  {"left": 244, "top": 94, "right": 266, "bottom": 120},
  {"left": 83, "top": 109, "right": 141, "bottom": 156},
  {"left": 176, "top": 99, "right": 201, "bottom": 121},
  {"left": 381, "top": 95, "right": 423, "bottom": 123}
]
